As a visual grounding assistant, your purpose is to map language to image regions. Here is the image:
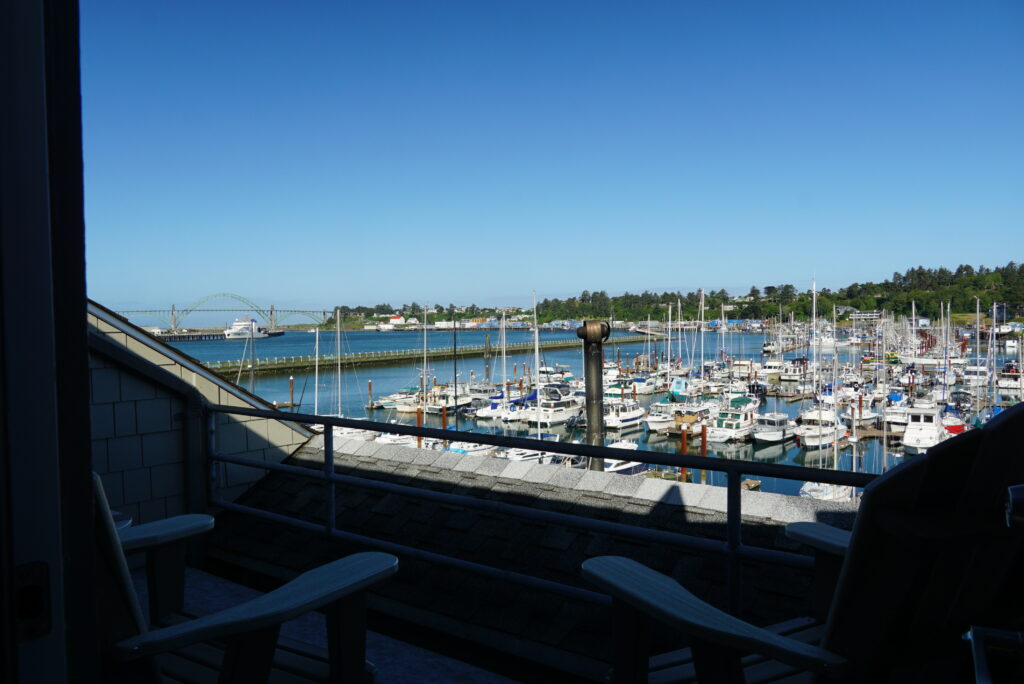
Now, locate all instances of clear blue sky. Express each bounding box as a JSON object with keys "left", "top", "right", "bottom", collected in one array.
[{"left": 81, "top": 0, "right": 1023, "bottom": 313}]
